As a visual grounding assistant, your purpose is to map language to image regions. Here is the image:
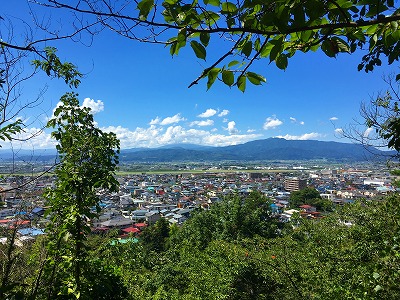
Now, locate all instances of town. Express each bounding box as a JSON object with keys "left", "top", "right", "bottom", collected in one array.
[{"left": 0, "top": 161, "right": 396, "bottom": 245}]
